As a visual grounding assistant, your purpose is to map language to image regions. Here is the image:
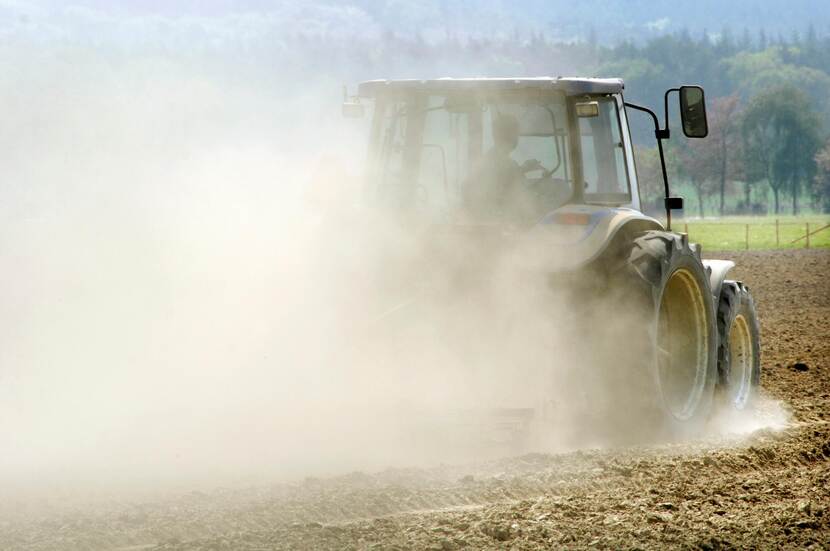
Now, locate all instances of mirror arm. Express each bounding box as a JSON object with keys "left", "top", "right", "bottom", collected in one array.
[
  {"left": 624, "top": 101, "right": 674, "bottom": 231},
  {"left": 662, "top": 88, "right": 680, "bottom": 140}
]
